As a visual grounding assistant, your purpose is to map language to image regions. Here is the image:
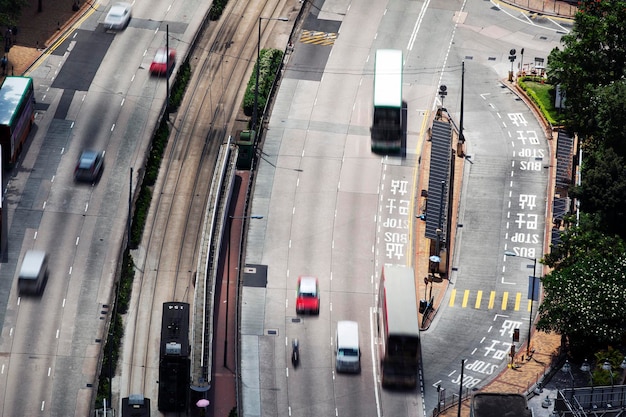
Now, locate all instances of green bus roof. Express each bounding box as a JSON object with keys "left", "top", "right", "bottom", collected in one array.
[{"left": 0, "top": 76, "right": 33, "bottom": 127}]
